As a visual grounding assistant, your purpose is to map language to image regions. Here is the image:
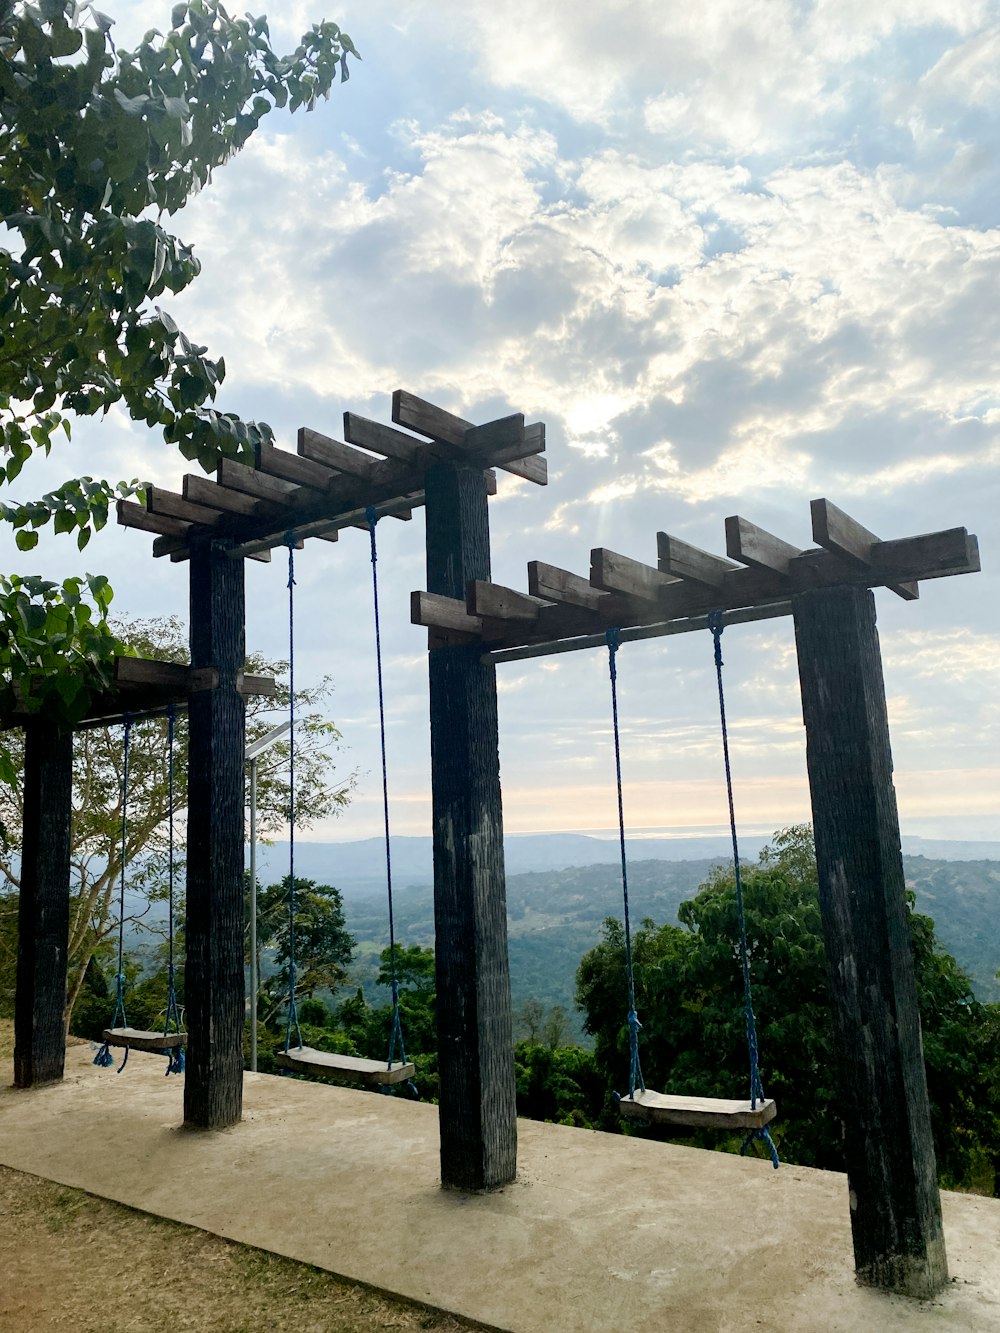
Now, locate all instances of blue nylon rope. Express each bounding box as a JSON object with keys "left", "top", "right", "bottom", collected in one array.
[
  {"left": 95, "top": 714, "right": 133, "bottom": 1069},
  {"left": 605, "top": 629, "right": 645, "bottom": 1100},
  {"left": 163, "top": 706, "right": 184, "bottom": 1076},
  {"left": 366, "top": 508, "right": 417, "bottom": 1097},
  {"left": 708, "top": 610, "right": 779, "bottom": 1169},
  {"left": 284, "top": 534, "right": 302, "bottom": 1054}
]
